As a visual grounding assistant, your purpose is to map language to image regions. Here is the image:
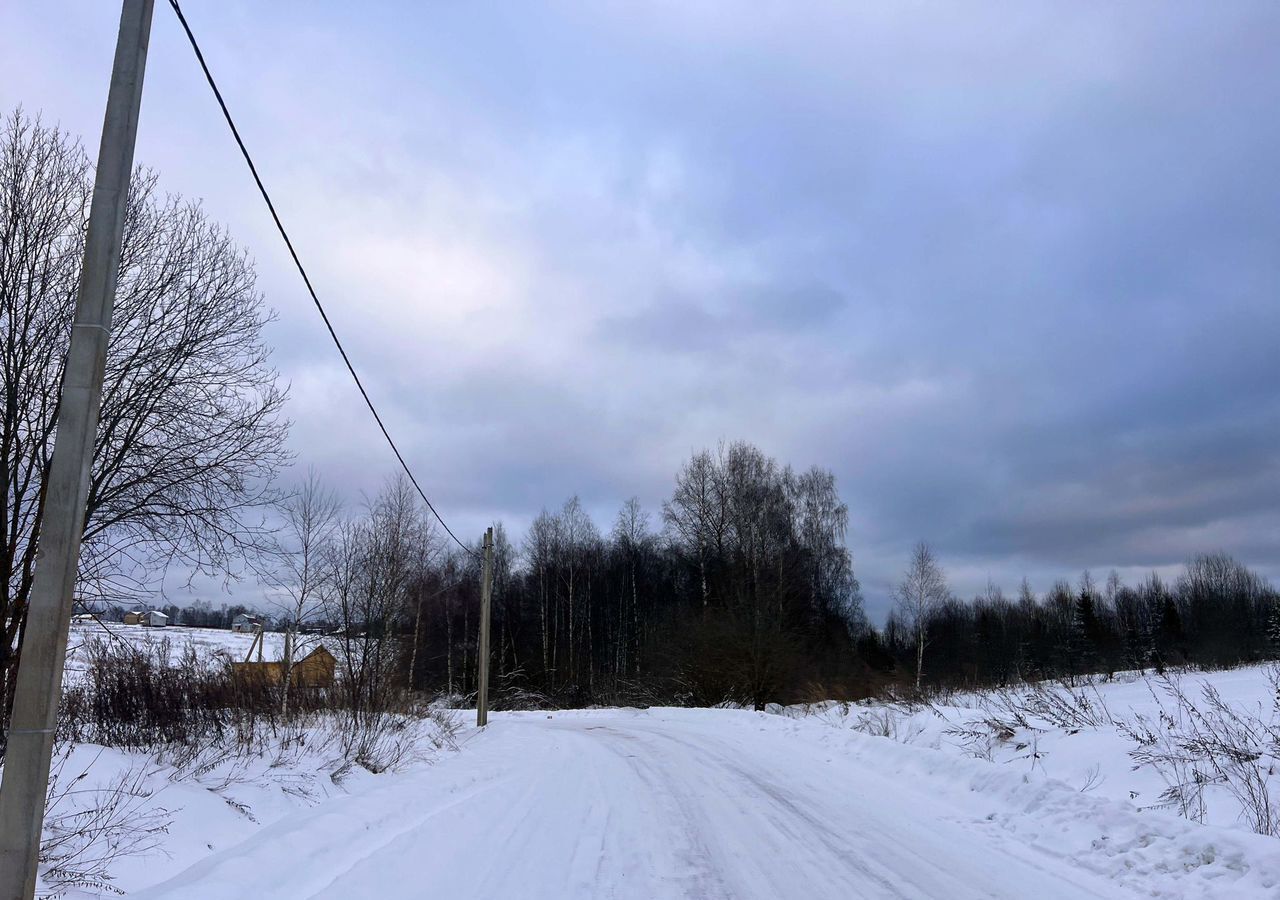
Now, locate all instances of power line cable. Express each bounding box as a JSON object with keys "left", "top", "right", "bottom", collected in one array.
[{"left": 166, "top": 0, "right": 477, "bottom": 557}]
